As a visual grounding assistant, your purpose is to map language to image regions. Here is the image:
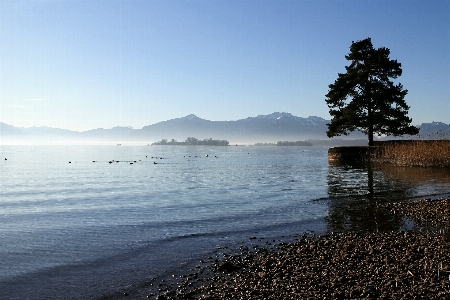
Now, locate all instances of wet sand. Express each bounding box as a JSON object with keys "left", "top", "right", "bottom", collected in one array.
[{"left": 103, "top": 197, "right": 450, "bottom": 299}]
